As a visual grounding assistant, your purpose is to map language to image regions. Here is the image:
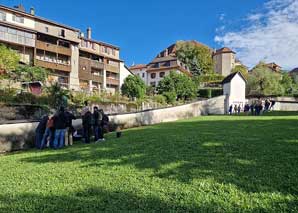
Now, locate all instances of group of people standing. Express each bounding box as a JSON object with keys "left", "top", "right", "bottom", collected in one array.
[
  {"left": 35, "top": 101, "right": 109, "bottom": 150},
  {"left": 229, "top": 99, "right": 276, "bottom": 116}
]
